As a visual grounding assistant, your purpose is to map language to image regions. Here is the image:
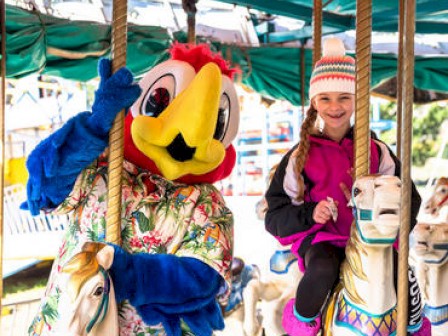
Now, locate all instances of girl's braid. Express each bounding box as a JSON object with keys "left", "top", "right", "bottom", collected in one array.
[{"left": 292, "top": 106, "right": 318, "bottom": 177}]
